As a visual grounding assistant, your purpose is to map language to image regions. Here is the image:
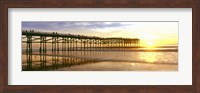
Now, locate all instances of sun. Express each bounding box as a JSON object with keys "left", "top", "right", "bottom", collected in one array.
[
  {"left": 148, "top": 41, "right": 153, "bottom": 45},
  {"left": 147, "top": 41, "right": 154, "bottom": 47}
]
